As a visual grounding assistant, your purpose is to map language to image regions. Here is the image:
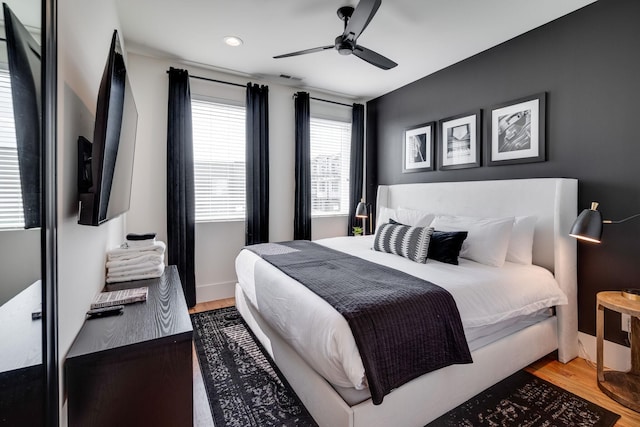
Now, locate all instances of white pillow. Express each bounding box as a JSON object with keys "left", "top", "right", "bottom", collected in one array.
[
  {"left": 396, "top": 207, "right": 435, "bottom": 228},
  {"left": 506, "top": 216, "right": 537, "bottom": 265},
  {"left": 376, "top": 206, "right": 397, "bottom": 232},
  {"left": 429, "top": 215, "right": 515, "bottom": 267}
]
